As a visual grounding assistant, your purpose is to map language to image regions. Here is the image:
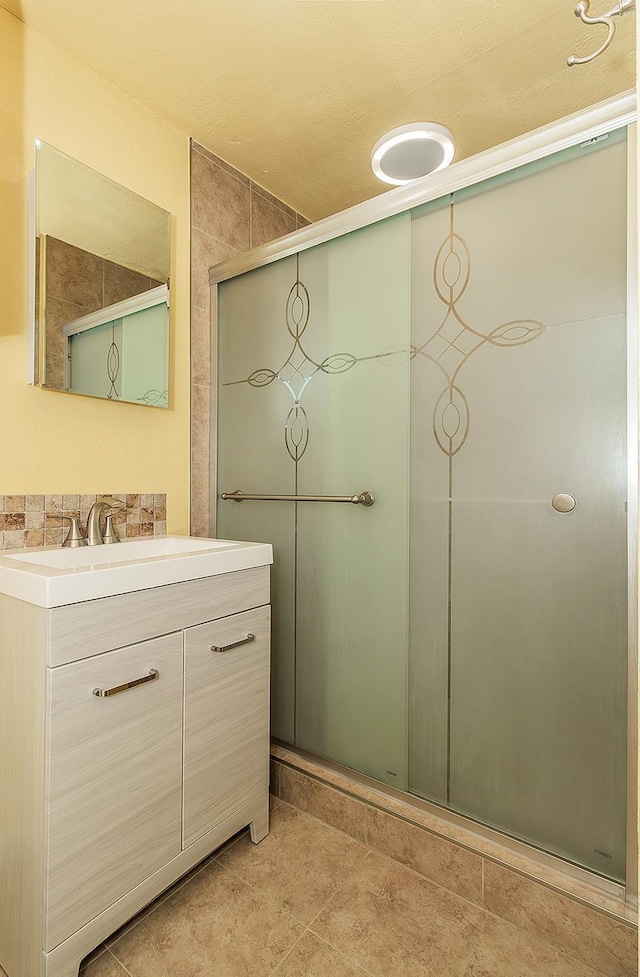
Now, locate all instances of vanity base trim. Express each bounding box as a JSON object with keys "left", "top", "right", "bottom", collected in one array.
[{"left": 43, "top": 789, "right": 269, "bottom": 977}]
